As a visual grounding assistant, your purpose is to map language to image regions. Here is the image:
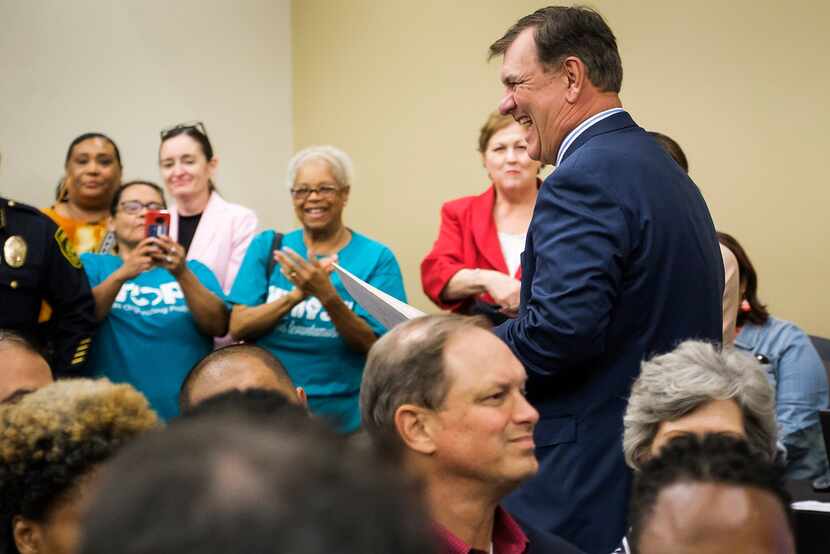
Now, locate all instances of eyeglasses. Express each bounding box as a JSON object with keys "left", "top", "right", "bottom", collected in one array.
[
  {"left": 160, "top": 120, "right": 209, "bottom": 140},
  {"left": 119, "top": 200, "right": 165, "bottom": 214},
  {"left": 289, "top": 185, "right": 341, "bottom": 200}
]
